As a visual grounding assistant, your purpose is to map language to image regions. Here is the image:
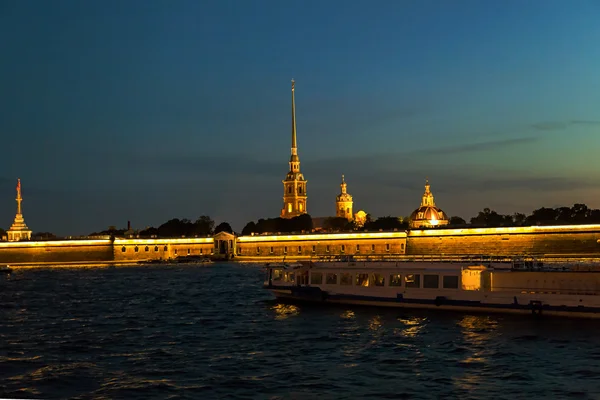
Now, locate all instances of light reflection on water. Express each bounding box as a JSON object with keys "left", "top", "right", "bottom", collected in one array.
[{"left": 270, "top": 303, "right": 300, "bottom": 320}]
